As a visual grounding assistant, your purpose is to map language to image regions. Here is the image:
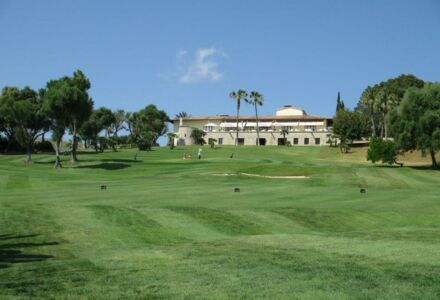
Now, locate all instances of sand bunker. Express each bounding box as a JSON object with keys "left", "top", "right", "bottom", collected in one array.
[{"left": 212, "top": 173, "right": 309, "bottom": 179}]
